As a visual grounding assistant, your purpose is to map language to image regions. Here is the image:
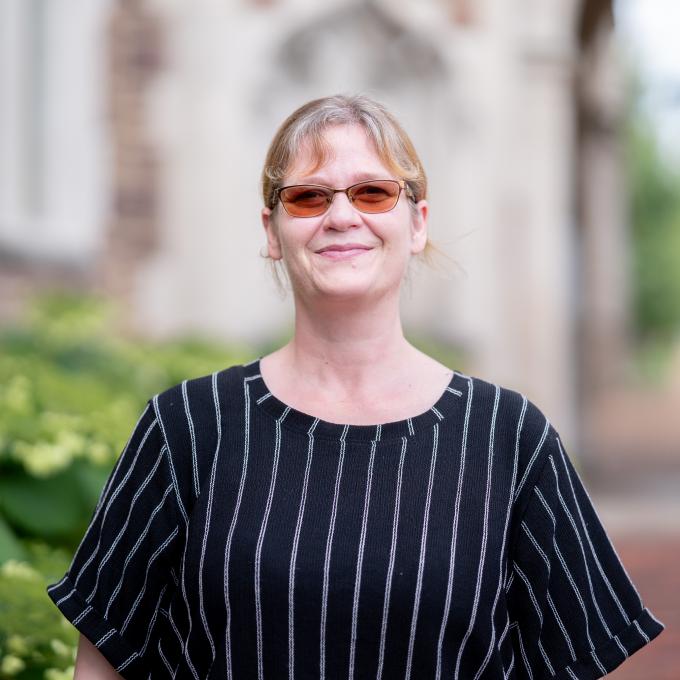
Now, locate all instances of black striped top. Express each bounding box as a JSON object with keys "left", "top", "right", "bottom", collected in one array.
[{"left": 47, "top": 358, "right": 664, "bottom": 679}]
